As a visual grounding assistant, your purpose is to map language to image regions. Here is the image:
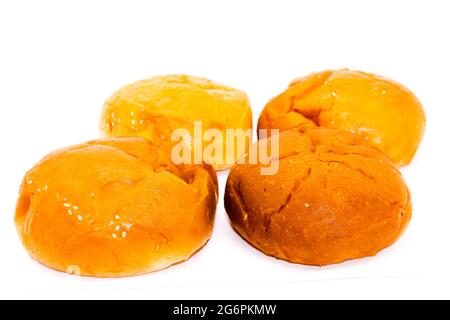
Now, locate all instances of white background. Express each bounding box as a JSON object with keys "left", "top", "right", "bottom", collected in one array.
[{"left": 0, "top": 0, "right": 449, "bottom": 300}]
